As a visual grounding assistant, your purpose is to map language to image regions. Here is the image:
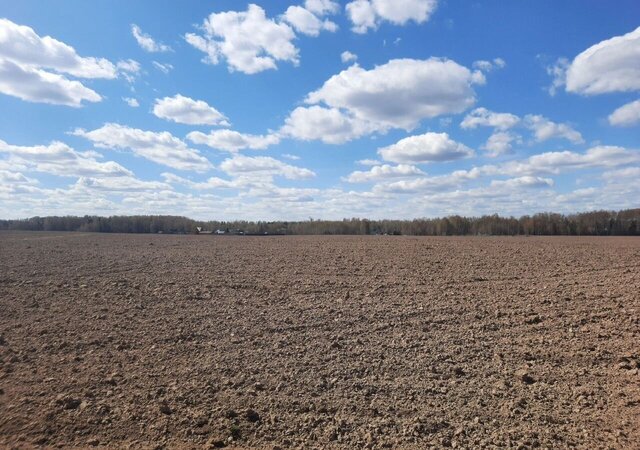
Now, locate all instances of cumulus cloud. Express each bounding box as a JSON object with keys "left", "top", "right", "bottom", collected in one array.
[
  {"left": 344, "top": 164, "right": 425, "bottom": 183},
  {"left": 187, "top": 129, "right": 280, "bottom": 152},
  {"left": 305, "top": 0, "right": 340, "bottom": 15},
  {"left": 460, "top": 107, "right": 520, "bottom": 130},
  {"left": 566, "top": 26, "right": 640, "bottom": 95},
  {"left": 0, "top": 18, "right": 117, "bottom": 106},
  {"left": 490, "top": 176, "right": 553, "bottom": 189},
  {"left": 304, "top": 58, "right": 481, "bottom": 133},
  {"left": 123, "top": 97, "right": 139, "bottom": 107},
  {"left": 0, "top": 139, "right": 132, "bottom": 177},
  {"left": 282, "top": 5, "right": 337, "bottom": 36},
  {"left": 280, "top": 106, "right": 375, "bottom": 144},
  {"left": 346, "top": 0, "right": 438, "bottom": 33},
  {"left": 472, "top": 58, "right": 506, "bottom": 72},
  {"left": 74, "top": 176, "right": 169, "bottom": 192},
  {"left": 482, "top": 131, "right": 520, "bottom": 157},
  {"left": 131, "top": 24, "right": 172, "bottom": 52},
  {"left": 341, "top": 51, "right": 358, "bottom": 63},
  {"left": 378, "top": 132, "right": 474, "bottom": 163},
  {"left": 357, "top": 159, "right": 382, "bottom": 166},
  {"left": 551, "top": 26, "right": 640, "bottom": 95},
  {"left": 153, "top": 94, "right": 229, "bottom": 126},
  {"left": 608, "top": 99, "right": 640, "bottom": 127},
  {"left": 185, "top": 4, "right": 300, "bottom": 74},
  {"left": 524, "top": 114, "right": 584, "bottom": 144},
  {"left": 219, "top": 155, "right": 315, "bottom": 180},
  {"left": 72, "top": 124, "right": 213, "bottom": 172}
]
